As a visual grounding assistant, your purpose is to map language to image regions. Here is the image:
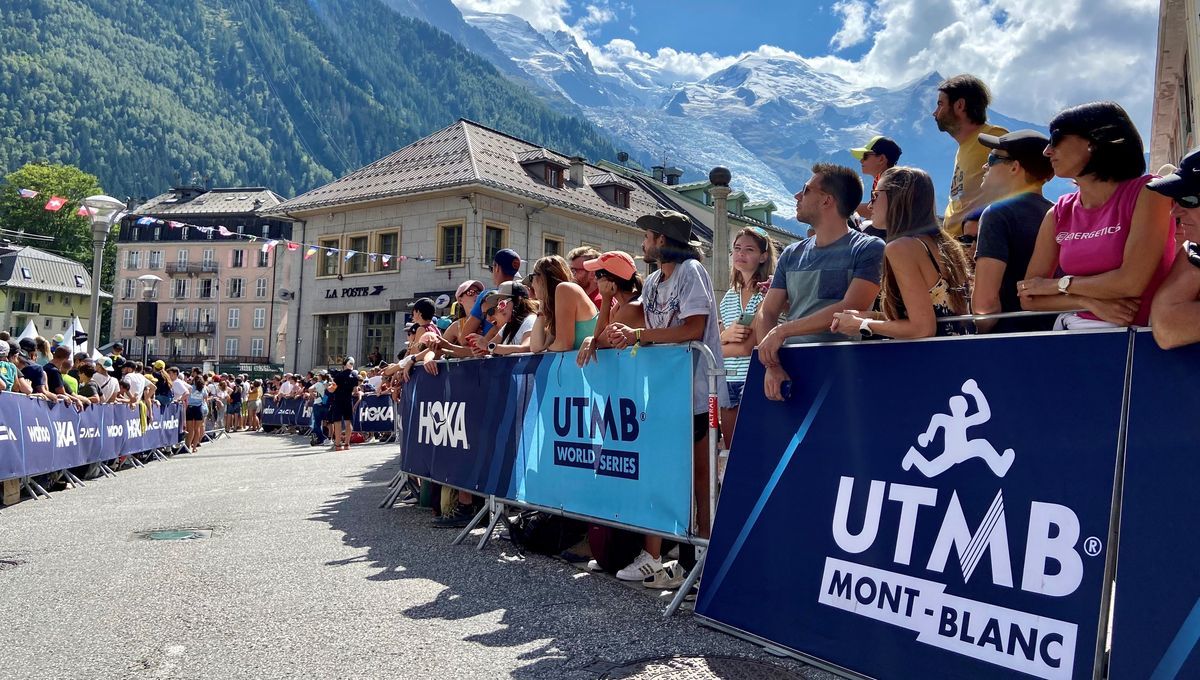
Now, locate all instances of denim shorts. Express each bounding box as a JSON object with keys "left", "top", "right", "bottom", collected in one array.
[{"left": 726, "top": 381, "right": 746, "bottom": 408}]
